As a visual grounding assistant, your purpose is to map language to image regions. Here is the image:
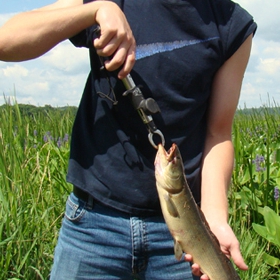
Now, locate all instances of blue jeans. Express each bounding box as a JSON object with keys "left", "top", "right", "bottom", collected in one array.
[{"left": 50, "top": 192, "right": 199, "bottom": 280}]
